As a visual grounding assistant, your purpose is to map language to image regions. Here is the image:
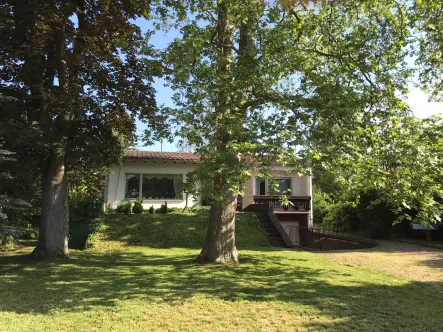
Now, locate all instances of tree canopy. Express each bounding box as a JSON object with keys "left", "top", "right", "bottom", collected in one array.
[
  {"left": 151, "top": 0, "right": 443, "bottom": 262},
  {"left": 0, "top": 0, "right": 161, "bottom": 257}
]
